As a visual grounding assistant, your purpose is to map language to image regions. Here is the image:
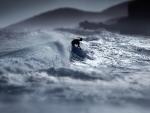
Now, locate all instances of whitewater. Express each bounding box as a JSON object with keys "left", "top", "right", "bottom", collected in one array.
[{"left": 0, "top": 28, "right": 150, "bottom": 113}]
